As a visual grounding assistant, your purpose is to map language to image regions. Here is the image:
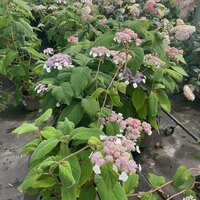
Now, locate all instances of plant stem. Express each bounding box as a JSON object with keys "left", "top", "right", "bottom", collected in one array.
[
  {"left": 59, "top": 145, "right": 90, "bottom": 163},
  {"left": 127, "top": 180, "right": 173, "bottom": 197},
  {"left": 50, "top": 145, "right": 90, "bottom": 172},
  {"left": 95, "top": 59, "right": 102, "bottom": 89},
  {"left": 166, "top": 189, "right": 186, "bottom": 200},
  {"left": 97, "top": 68, "right": 120, "bottom": 126}
]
